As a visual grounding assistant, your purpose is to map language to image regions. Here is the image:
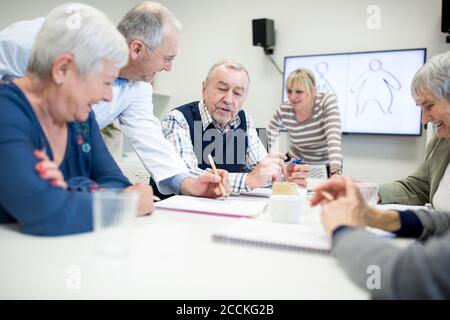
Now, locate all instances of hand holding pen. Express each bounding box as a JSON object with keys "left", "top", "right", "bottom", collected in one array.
[
  {"left": 285, "top": 158, "right": 309, "bottom": 187},
  {"left": 309, "top": 175, "right": 350, "bottom": 207},
  {"left": 288, "top": 158, "right": 305, "bottom": 165},
  {"left": 207, "top": 154, "right": 228, "bottom": 198}
]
